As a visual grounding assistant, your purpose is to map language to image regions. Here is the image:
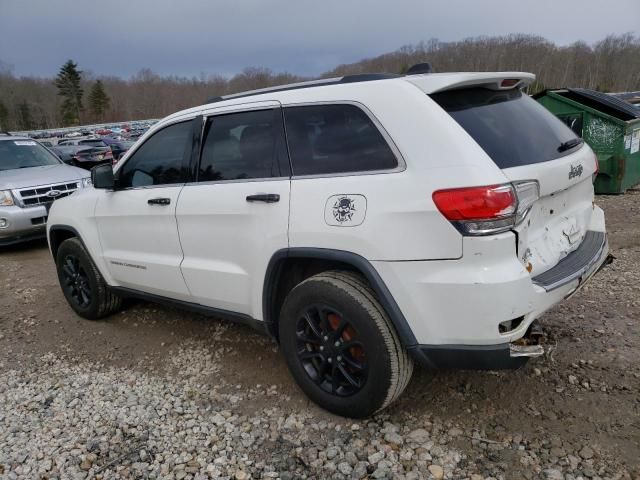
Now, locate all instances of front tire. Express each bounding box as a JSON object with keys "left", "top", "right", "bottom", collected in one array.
[
  {"left": 279, "top": 271, "right": 413, "bottom": 418},
  {"left": 55, "top": 237, "right": 121, "bottom": 320}
]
